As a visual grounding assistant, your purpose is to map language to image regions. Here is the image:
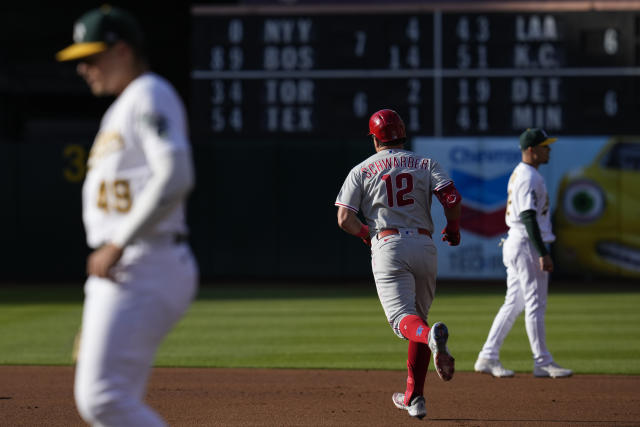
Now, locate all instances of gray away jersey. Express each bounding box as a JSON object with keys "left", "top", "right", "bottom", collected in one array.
[{"left": 335, "top": 149, "right": 452, "bottom": 234}]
